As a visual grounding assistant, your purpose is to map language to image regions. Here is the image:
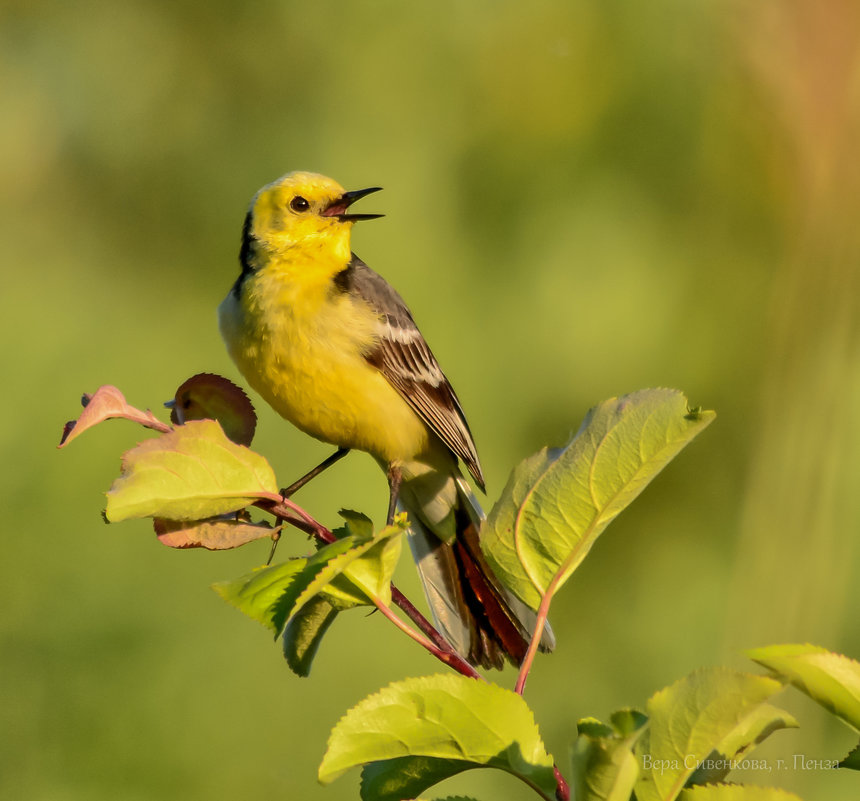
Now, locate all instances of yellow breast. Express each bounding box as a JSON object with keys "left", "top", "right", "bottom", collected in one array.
[{"left": 218, "top": 257, "right": 430, "bottom": 465}]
